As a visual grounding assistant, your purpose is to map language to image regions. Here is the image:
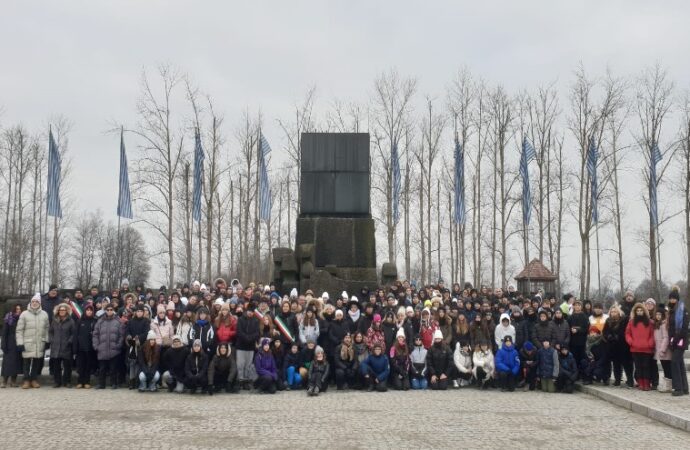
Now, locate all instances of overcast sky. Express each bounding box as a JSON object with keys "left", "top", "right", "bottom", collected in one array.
[{"left": 2, "top": 1, "right": 690, "bottom": 292}]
